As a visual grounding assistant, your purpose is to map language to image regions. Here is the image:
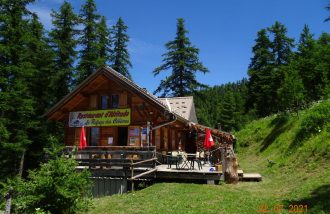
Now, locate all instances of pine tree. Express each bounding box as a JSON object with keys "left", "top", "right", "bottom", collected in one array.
[
  {"left": 76, "top": 0, "right": 101, "bottom": 84},
  {"left": 219, "top": 90, "right": 235, "bottom": 132},
  {"left": 24, "top": 13, "right": 57, "bottom": 172},
  {"left": 97, "top": 16, "right": 111, "bottom": 66},
  {"left": 0, "top": 0, "right": 36, "bottom": 178},
  {"left": 268, "top": 21, "right": 294, "bottom": 66},
  {"left": 267, "top": 22, "right": 294, "bottom": 112},
  {"left": 153, "top": 18, "right": 208, "bottom": 97},
  {"left": 295, "top": 25, "right": 317, "bottom": 102},
  {"left": 298, "top": 25, "right": 315, "bottom": 56},
  {"left": 110, "top": 17, "right": 132, "bottom": 79},
  {"left": 315, "top": 33, "right": 330, "bottom": 99},
  {"left": 247, "top": 29, "right": 275, "bottom": 116},
  {"left": 50, "top": 1, "right": 79, "bottom": 102}
]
